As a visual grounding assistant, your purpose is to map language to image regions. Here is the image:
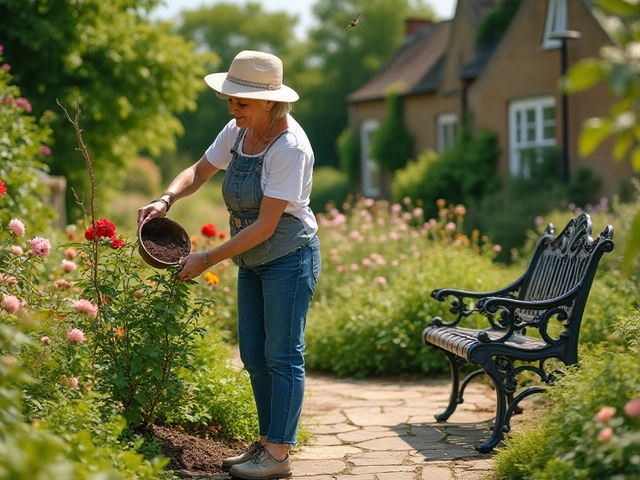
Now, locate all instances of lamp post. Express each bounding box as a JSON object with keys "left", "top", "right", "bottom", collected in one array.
[{"left": 549, "top": 30, "right": 582, "bottom": 183}]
